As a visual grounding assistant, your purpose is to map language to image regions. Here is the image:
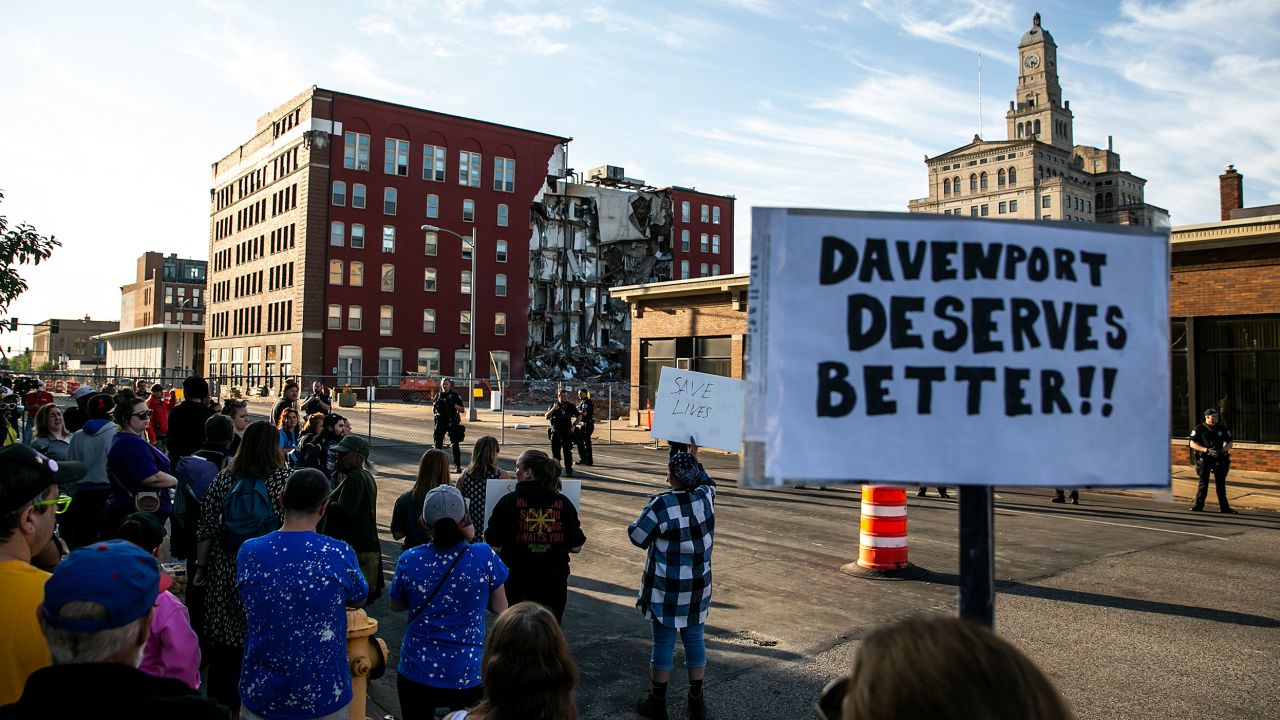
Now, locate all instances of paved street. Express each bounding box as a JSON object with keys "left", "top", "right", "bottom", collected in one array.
[{"left": 336, "top": 412, "right": 1280, "bottom": 720}]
